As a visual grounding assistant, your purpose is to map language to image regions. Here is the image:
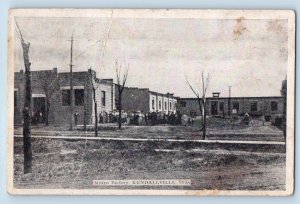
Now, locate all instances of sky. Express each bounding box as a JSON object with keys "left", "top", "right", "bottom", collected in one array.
[{"left": 14, "top": 16, "right": 288, "bottom": 98}]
